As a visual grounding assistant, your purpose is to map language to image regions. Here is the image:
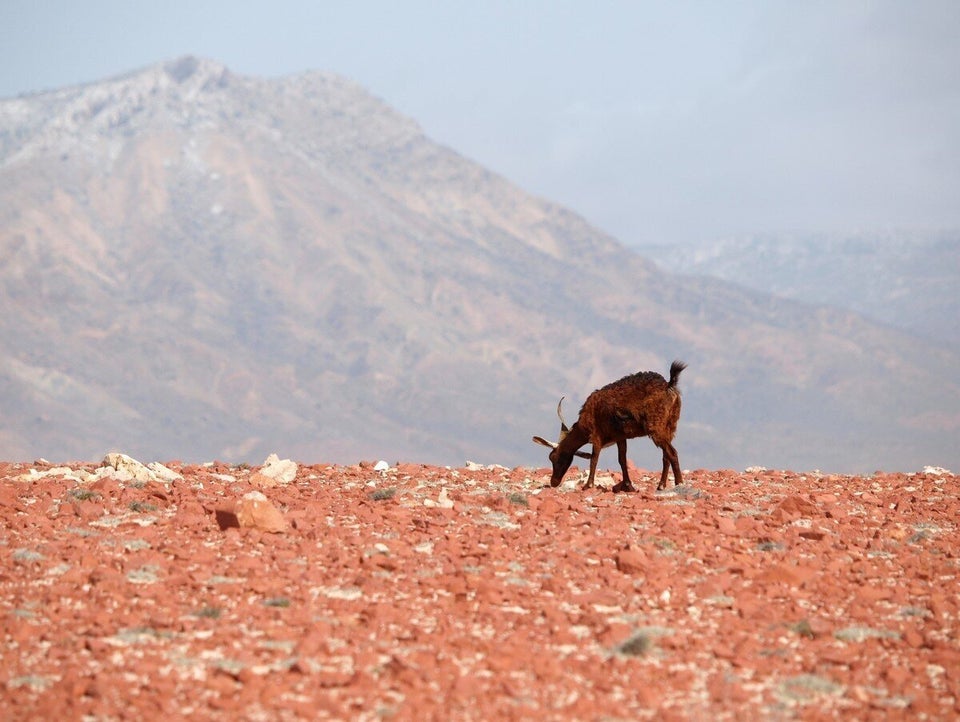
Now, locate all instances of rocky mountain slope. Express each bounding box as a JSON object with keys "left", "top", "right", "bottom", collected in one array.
[{"left": 2, "top": 56, "right": 958, "bottom": 472}]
